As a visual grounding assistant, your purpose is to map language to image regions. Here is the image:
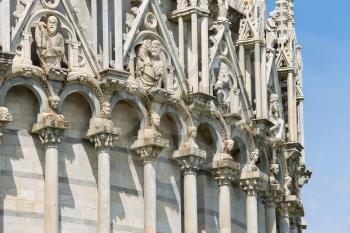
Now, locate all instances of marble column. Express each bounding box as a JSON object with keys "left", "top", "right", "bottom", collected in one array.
[
  {"left": 39, "top": 128, "right": 65, "bottom": 233},
  {"left": 1, "top": 0, "right": 10, "bottom": 52},
  {"left": 178, "top": 17, "right": 185, "bottom": 68},
  {"left": 174, "top": 147, "right": 205, "bottom": 233},
  {"left": 201, "top": 15, "right": 209, "bottom": 94},
  {"left": 87, "top": 118, "right": 120, "bottom": 233},
  {"left": 239, "top": 45, "right": 246, "bottom": 81},
  {"left": 266, "top": 201, "right": 278, "bottom": 233},
  {"left": 245, "top": 52, "right": 252, "bottom": 104},
  {"left": 261, "top": 45, "right": 268, "bottom": 118},
  {"left": 279, "top": 203, "right": 291, "bottom": 233},
  {"left": 254, "top": 41, "right": 262, "bottom": 118},
  {"left": 212, "top": 158, "right": 240, "bottom": 233},
  {"left": 131, "top": 127, "right": 169, "bottom": 233},
  {"left": 102, "top": 0, "right": 110, "bottom": 68},
  {"left": 190, "top": 12, "right": 199, "bottom": 92},
  {"left": 114, "top": 0, "right": 123, "bottom": 69},
  {"left": 287, "top": 72, "right": 296, "bottom": 141}
]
